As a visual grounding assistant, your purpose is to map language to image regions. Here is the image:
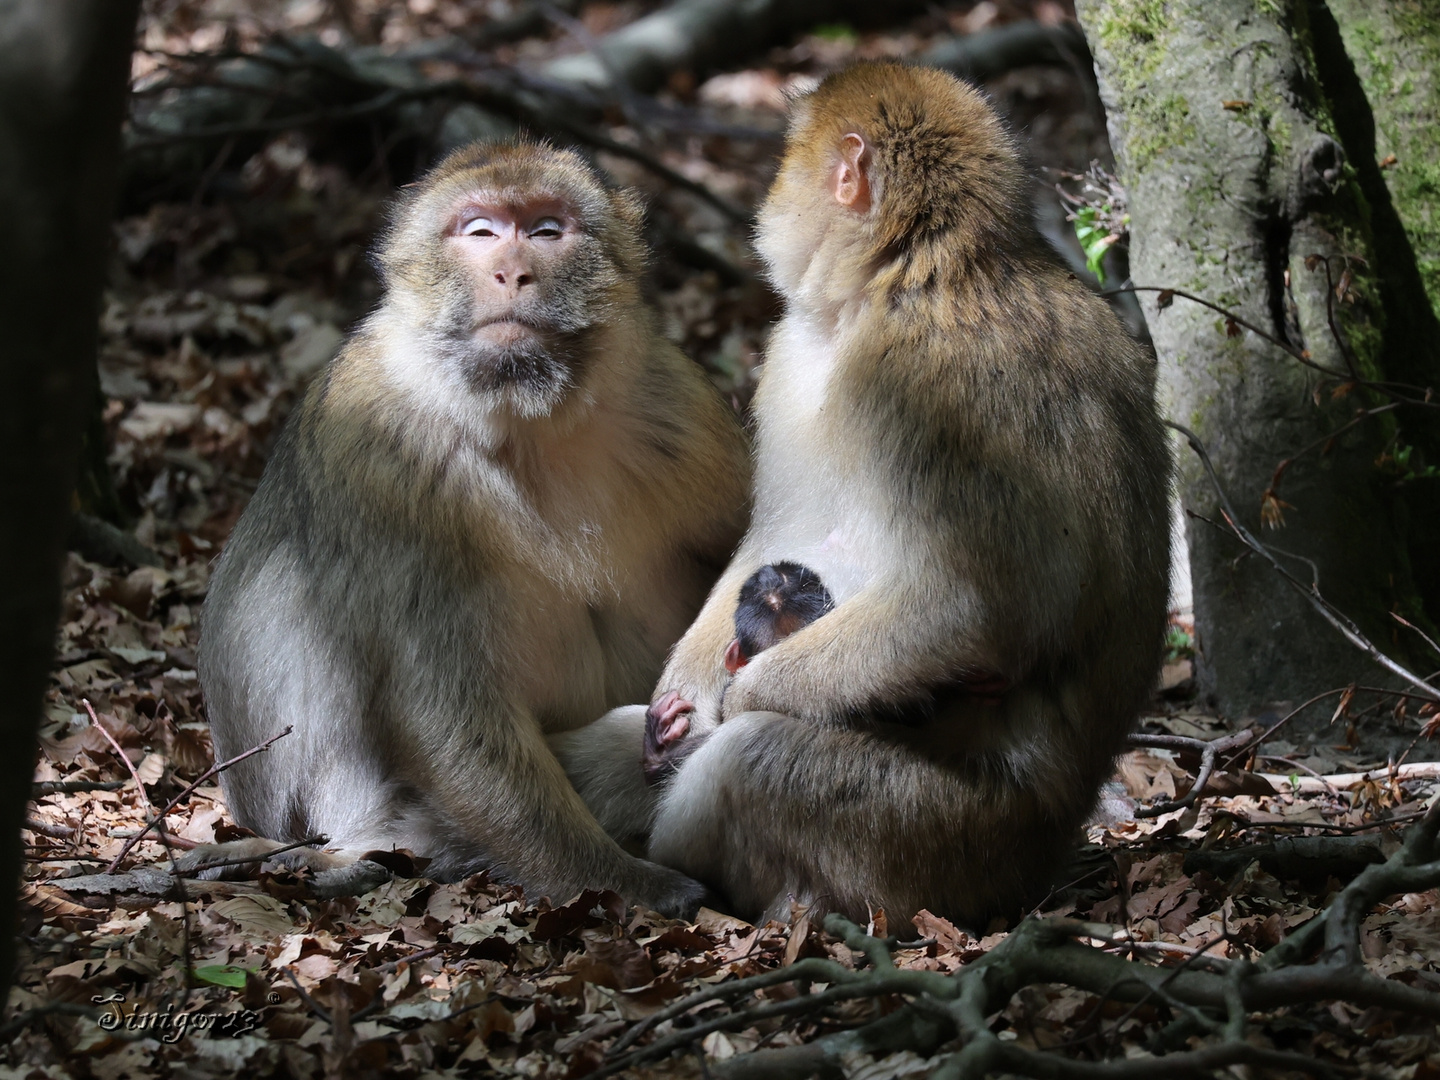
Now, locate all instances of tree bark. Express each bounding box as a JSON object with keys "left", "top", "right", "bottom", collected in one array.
[
  {"left": 0, "top": 0, "right": 139, "bottom": 1003},
  {"left": 1309, "top": 0, "right": 1440, "bottom": 610},
  {"left": 1321, "top": 0, "right": 1440, "bottom": 325},
  {"left": 1074, "top": 0, "right": 1434, "bottom": 736}
]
